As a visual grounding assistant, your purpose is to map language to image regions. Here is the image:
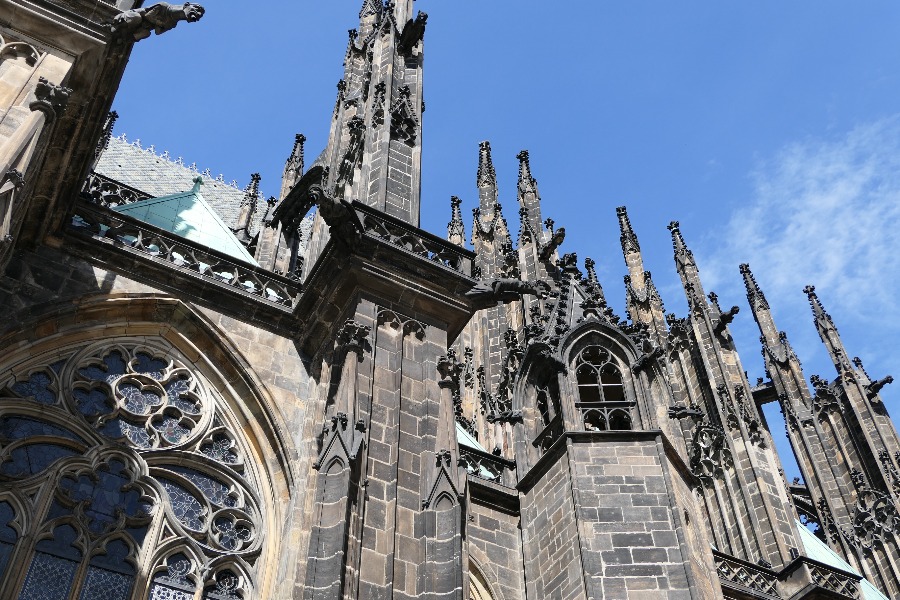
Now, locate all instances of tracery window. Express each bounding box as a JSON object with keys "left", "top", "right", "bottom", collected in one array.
[
  {"left": 574, "top": 345, "right": 632, "bottom": 431},
  {"left": 0, "top": 340, "right": 263, "bottom": 599}
]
